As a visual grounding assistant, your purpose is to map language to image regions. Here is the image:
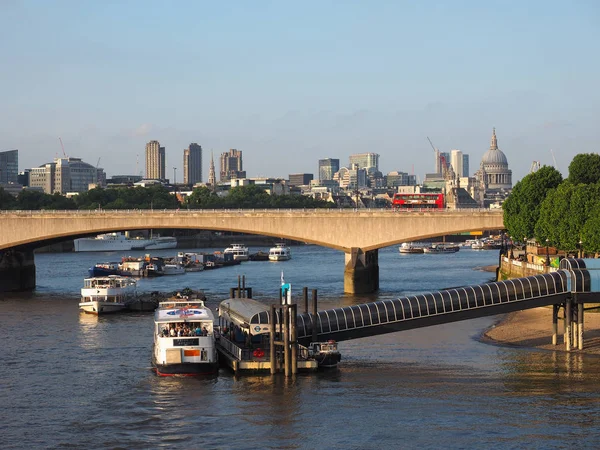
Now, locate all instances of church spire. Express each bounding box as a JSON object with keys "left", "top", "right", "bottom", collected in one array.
[
  {"left": 208, "top": 150, "right": 216, "bottom": 187},
  {"left": 490, "top": 127, "right": 498, "bottom": 150}
]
